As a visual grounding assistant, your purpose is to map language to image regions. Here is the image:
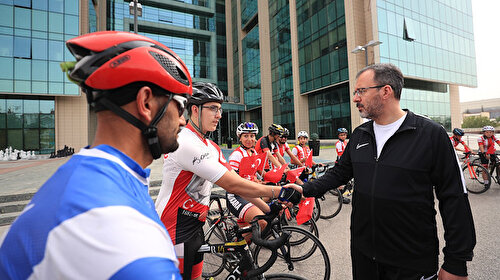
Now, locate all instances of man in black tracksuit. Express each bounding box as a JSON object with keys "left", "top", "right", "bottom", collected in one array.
[{"left": 289, "top": 64, "right": 475, "bottom": 279}]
